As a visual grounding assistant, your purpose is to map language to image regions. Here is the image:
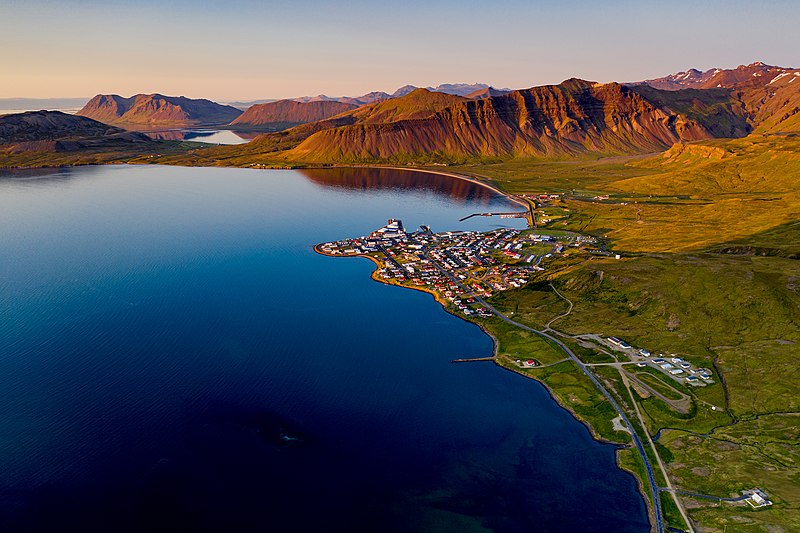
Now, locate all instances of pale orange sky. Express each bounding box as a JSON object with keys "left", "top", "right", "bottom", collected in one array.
[{"left": 2, "top": 0, "right": 798, "bottom": 101}]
